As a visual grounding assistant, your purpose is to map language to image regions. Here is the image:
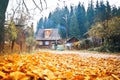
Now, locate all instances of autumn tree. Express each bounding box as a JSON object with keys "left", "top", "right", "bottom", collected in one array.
[
  {"left": 88, "top": 17, "right": 120, "bottom": 52},
  {"left": 0, "top": 0, "right": 47, "bottom": 53},
  {"left": 25, "top": 23, "right": 35, "bottom": 52},
  {"left": 6, "top": 21, "right": 18, "bottom": 52}
]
